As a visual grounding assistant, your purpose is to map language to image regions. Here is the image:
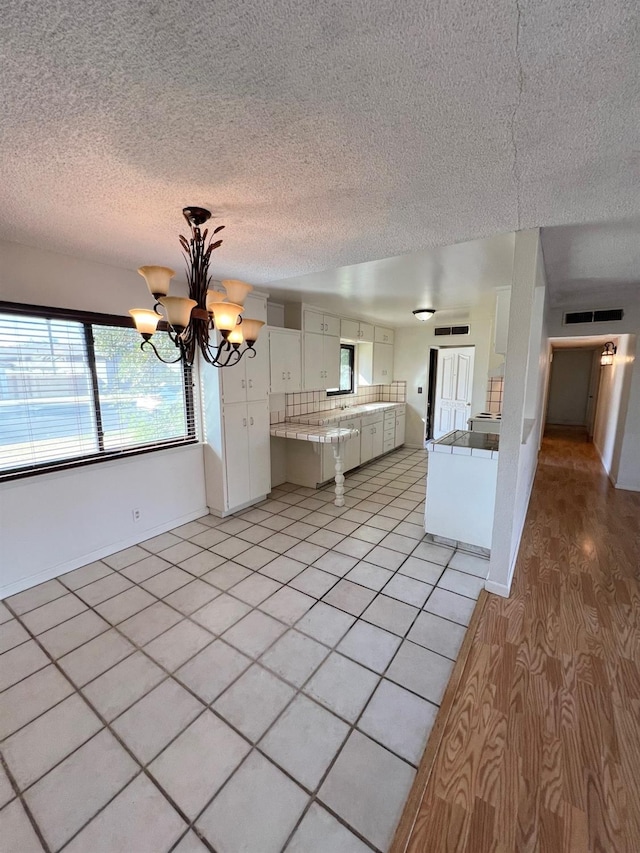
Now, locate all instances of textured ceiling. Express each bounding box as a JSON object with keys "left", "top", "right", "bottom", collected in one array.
[{"left": 1, "top": 0, "right": 639, "bottom": 297}]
